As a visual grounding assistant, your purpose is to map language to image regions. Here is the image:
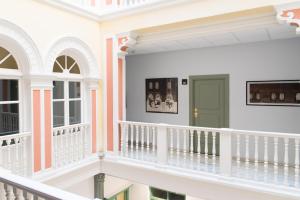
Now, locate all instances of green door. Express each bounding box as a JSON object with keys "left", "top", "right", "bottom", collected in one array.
[{"left": 189, "top": 74, "right": 229, "bottom": 154}]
